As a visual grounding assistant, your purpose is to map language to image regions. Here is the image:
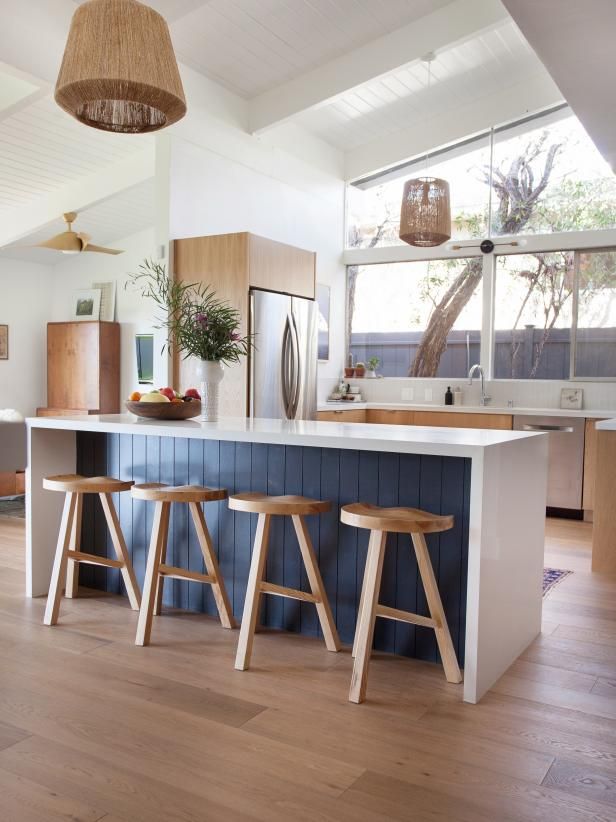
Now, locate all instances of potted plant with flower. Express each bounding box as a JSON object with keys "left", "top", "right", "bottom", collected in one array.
[
  {"left": 127, "top": 259, "right": 252, "bottom": 421},
  {"left": 354, "top": 361, "right": 366, "bottom": 377},
  {"left": 366, "top": 356, "right": 380, "bottom": 378}
]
